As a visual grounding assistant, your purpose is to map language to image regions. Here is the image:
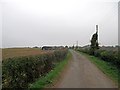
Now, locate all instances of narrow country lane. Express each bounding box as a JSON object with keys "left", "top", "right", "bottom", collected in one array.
[{"left": 54, "top": 50, "right": 117, "bottom": 88}]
